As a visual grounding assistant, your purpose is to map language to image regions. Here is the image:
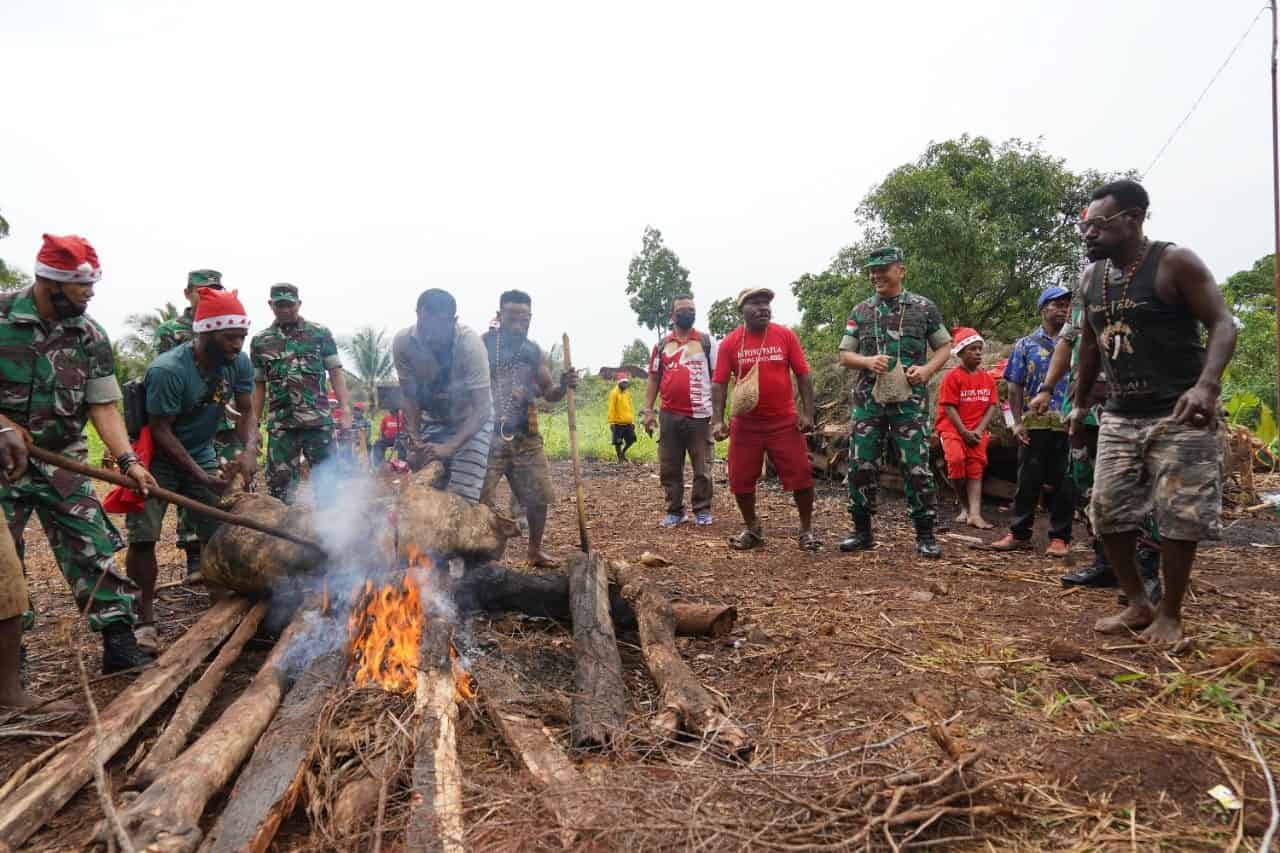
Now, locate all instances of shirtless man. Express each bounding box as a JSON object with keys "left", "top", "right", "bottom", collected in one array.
[{"left": 1070, "top": 180, "right": 1235, "bottom": 645}]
